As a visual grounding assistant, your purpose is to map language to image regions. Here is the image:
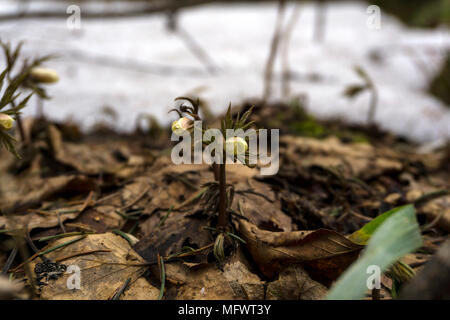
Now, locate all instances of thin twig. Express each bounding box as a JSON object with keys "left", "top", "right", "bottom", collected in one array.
[
  {"left": 38, "top": 236, "right": 86, "bottom": 256},
  {"left": 262, "top": 0, "right": 287, "bottom": 103},
  {"left": 1, "top": 247, "right": 18, "bottom": 275},
  {"left": 111, "top": 278, "right": 131, "bottom": 300},
  {"left": 157, "top": 254, "right": 165, "bottom": 300},
  {"left": 57, "top": 212, "right": 66, "bottom": 234},
  {"left": 281, "top": 4, "right": 301, "bottom": 97},
  {"left": 55, "top": 249, "right": 111, "bottom": 263}
]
